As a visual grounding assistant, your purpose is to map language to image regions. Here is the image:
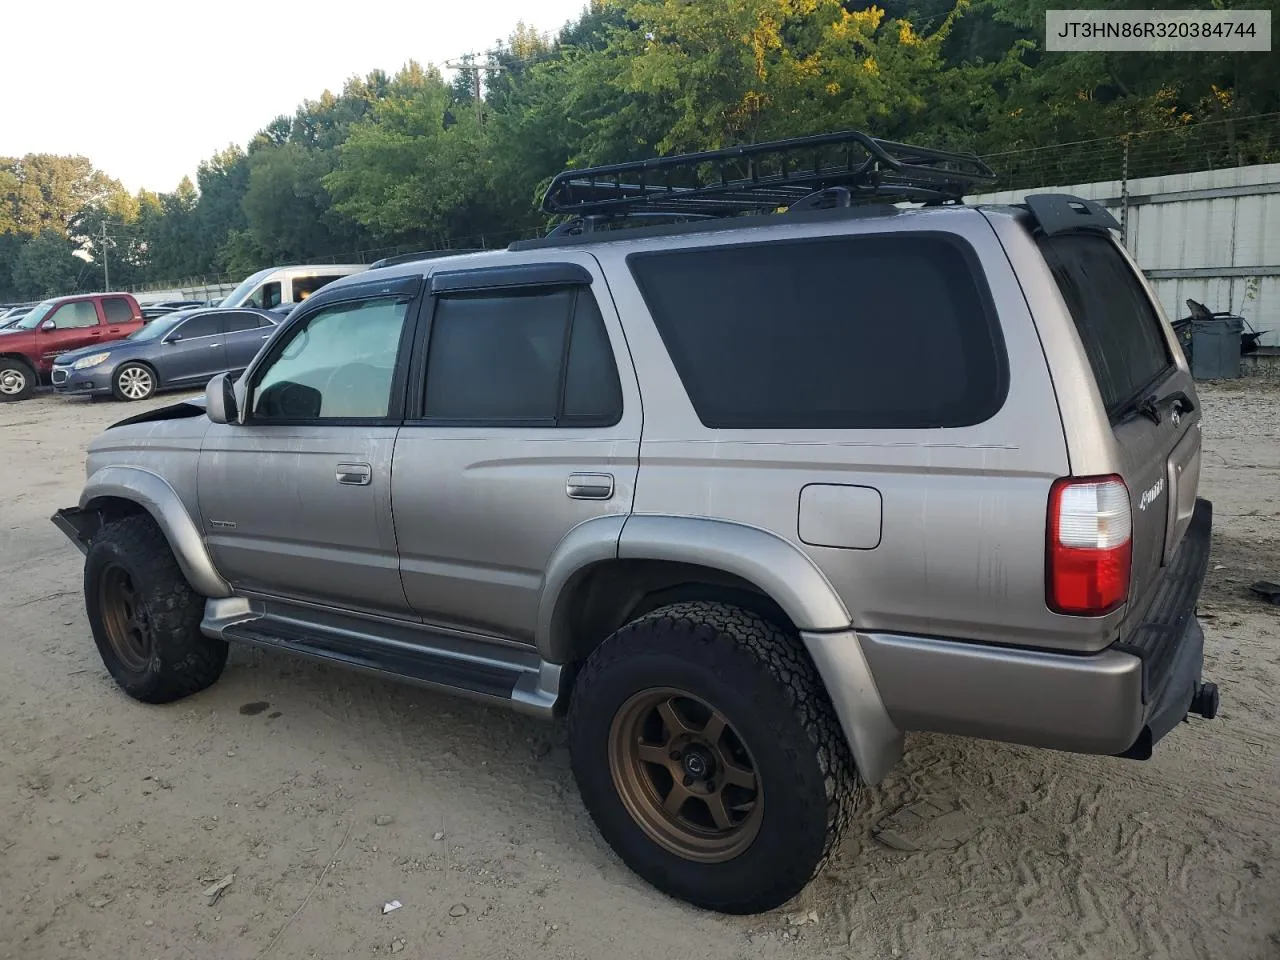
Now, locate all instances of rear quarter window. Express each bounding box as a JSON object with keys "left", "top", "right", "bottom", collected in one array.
[
  {"left": 626, "top": 233, "right": 1007, "bottom": 429},
  {"left": 1036, "top": 233, "right": 1173, "bottom": 415}
]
